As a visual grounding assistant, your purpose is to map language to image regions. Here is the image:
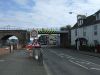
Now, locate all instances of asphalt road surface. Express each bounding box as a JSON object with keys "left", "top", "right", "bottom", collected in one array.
[
  {"left": 42, "top": 48, "right": 100, "bottom": 75},
  {"left": 0, "top": 50, "right": 47, "bottom": 75}
]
